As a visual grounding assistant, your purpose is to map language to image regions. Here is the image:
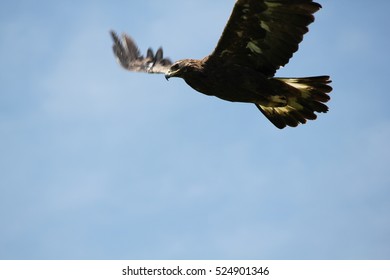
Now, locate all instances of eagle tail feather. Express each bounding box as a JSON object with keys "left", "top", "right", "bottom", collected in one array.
[{"left": 256, "top": 76, "right": 332, "bottom": 129}]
